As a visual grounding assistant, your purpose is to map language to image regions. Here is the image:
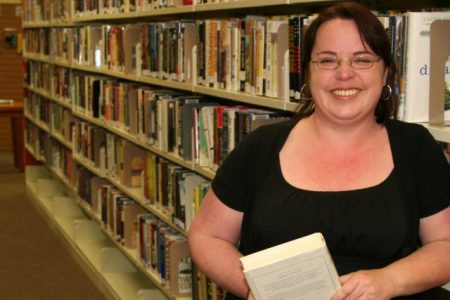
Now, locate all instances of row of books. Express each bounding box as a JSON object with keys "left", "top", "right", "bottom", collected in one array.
[
  {"left": 23, "top": 27, "right": 72, "bottom": 60},
  {"left": 143, "top": 153, "right": 212, "bottom": 230},
  {"left": 22, "top": 0, "right": 71, "bottom": 23},
  {"left": 24, "top": 10, "right": 450, "bottom": 121},
  {"left": 71, "top": 118, "right": 213, "bottom": 229},
  {"left": 77, "top": 168, "right": 224, "bottom": 300},
  {"left": 70, "top": 75, "right": 289, "bottom": 170},
  {"left": 25, "top": 86, "right": 215, "bottom": 229},
  {"left": 25, "top": 122, "right": 45, "bottom": 160},
  {"left": 73, "top": 0, "right": 192, "bottom": 17},
  {"left": 24, "top": 91, "right": 74, "bottom": 144},
  {"left": 72, "top": 0, "right": 241, "bottom": 18},
  {"left": 24, "top": 60, "right": 72, "bottom": 104},
  {"left": 22, "top": 14, "right": 311, "bottom": 102},
  {"left": 24, "top": 57, "right": 289, "bottom": 173},
  {"left": 23, "top": 0, "right": 252, "bottom": 24},
  {"left": 25, "top": 122, "right": 74, "bottom": 181},
  {"left": 75, "top": 166, "right": 219, "bottom": 298},
  {"left": 75, "top": 166, "right": 213, "bottom": 297}
]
